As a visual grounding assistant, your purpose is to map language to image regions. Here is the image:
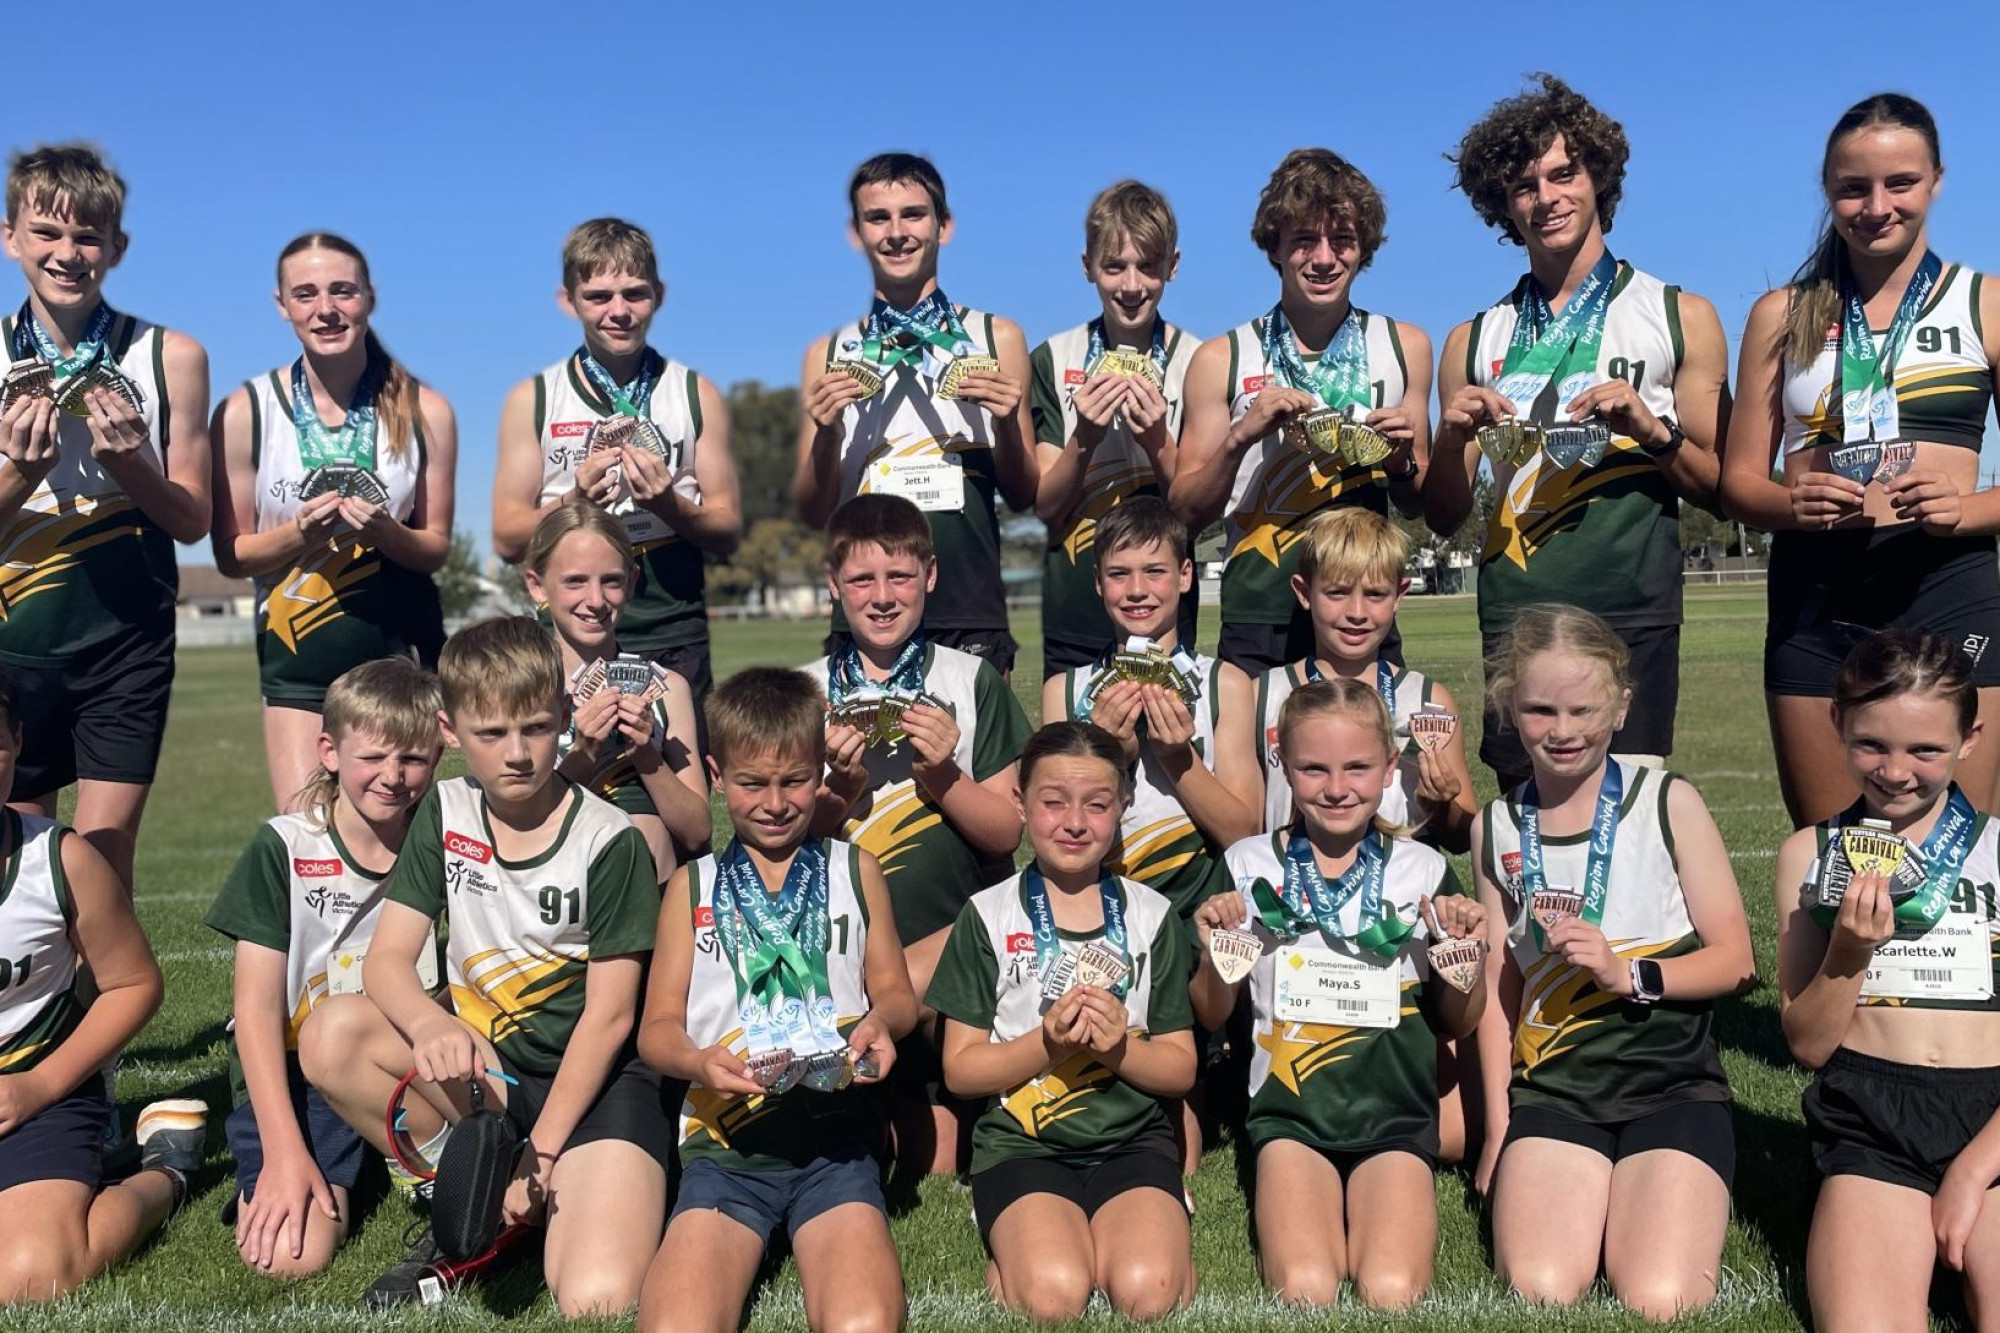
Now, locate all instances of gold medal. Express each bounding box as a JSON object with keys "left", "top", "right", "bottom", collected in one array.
[
  {"left": 52, "top": 361, "right": 144, "bottom": 419},
  {"left": 1092, "top": 348, "right": 1163, "bottom": 390},
  {"left": 827, "top": 360, "right": 883, "bottom": 400},
  {"left": 1283, "top": 407, "right": 1346, "bottom": 458},
  {"left": 1338, "top": 420, "right": 1394, "bottom": 468},
  {"left": 937, "top": 354, "right": 1000, "bottom": 400}
]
